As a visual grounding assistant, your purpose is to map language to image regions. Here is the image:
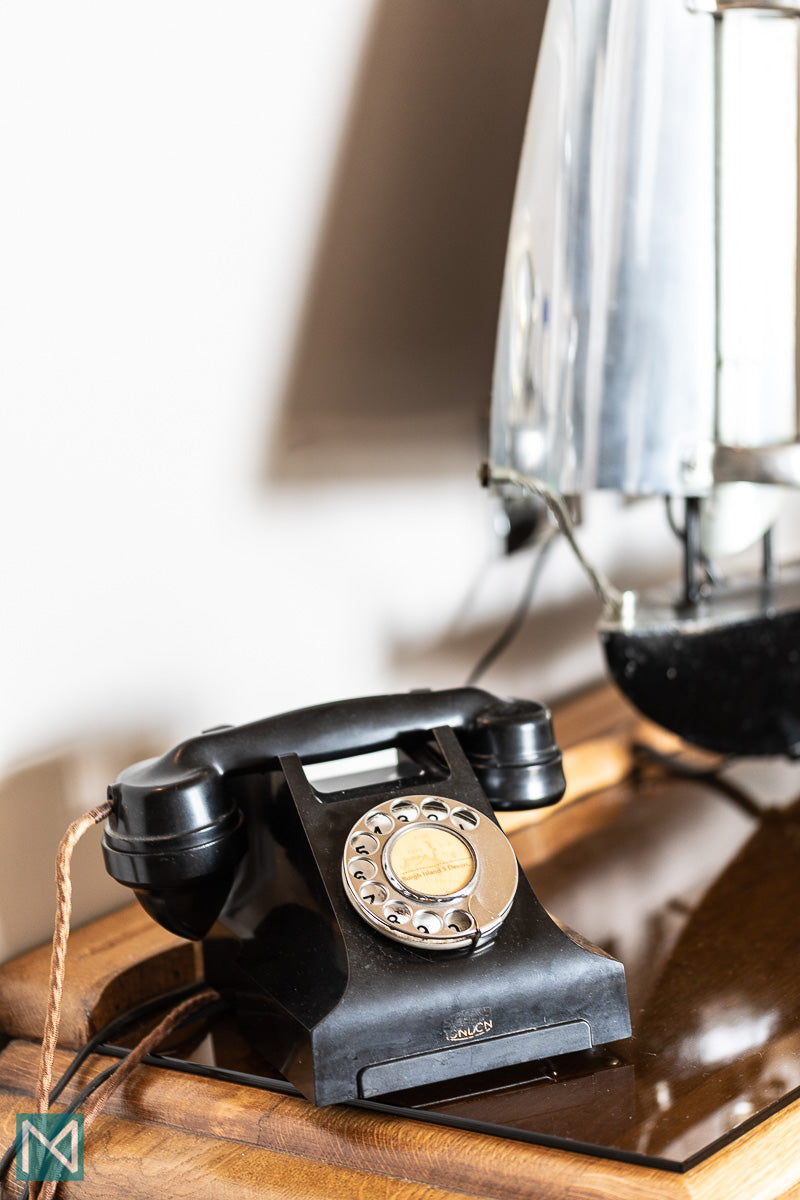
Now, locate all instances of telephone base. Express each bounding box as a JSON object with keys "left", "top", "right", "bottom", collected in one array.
[
  {"left": 221, "top": 925, "right": 630, "bottom": 1107},
  {"left": 215, "top": 860, "right": 630, "bottom": 1107},
  {"left": 206, "top": 723, "right": 631, "bottom": 1106}
]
